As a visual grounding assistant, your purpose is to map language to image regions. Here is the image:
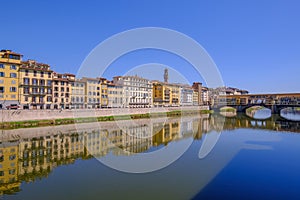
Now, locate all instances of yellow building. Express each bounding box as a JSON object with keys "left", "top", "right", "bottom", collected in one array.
[
  {"left": 0, "top": 50, "right": 22, "bottom": 109},
  {"left": 18, "top": 60, "right": 53, "bottom": 109},
  {"left": 71, "top": 79, "right": 86, "bottom": 109},
  {"left": 81, "top": 77, "right": 101, "bottom": 109},
  {"left": 152, "top": 81, "right": 180, "bottom": 107},
  {"left": 52, "top": 73, "right": 75, "bottom": 109},
  {"left": 107, "top": 82, "right": 123, "bottom": 108}
]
